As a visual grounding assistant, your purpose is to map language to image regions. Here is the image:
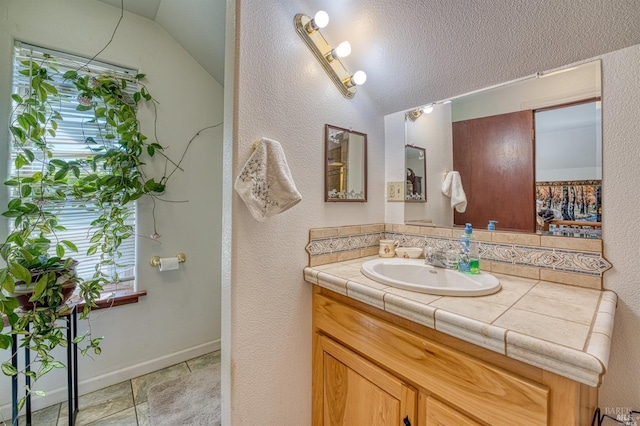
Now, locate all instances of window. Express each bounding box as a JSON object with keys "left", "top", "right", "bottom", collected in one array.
[{"left": 10, "top": 42, "right": 138, "bottom": 283}]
